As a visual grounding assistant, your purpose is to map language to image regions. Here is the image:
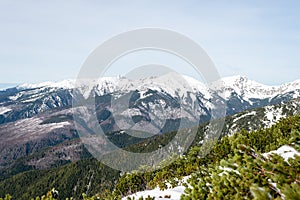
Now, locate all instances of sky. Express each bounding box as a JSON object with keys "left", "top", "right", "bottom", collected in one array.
[{"left": 0, "top": 0, "right": 299, "bottom": 85}]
